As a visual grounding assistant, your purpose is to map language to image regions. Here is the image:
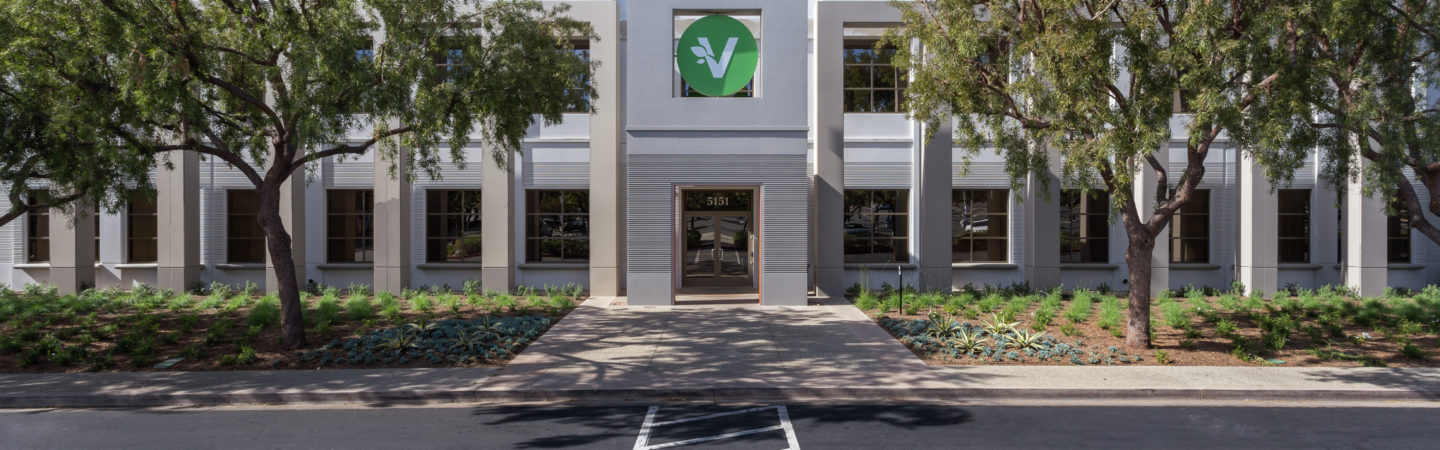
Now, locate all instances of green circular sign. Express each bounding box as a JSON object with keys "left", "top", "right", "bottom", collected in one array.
[{"left": 677, "top": 15, "right": 758, "bottom": 97}]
